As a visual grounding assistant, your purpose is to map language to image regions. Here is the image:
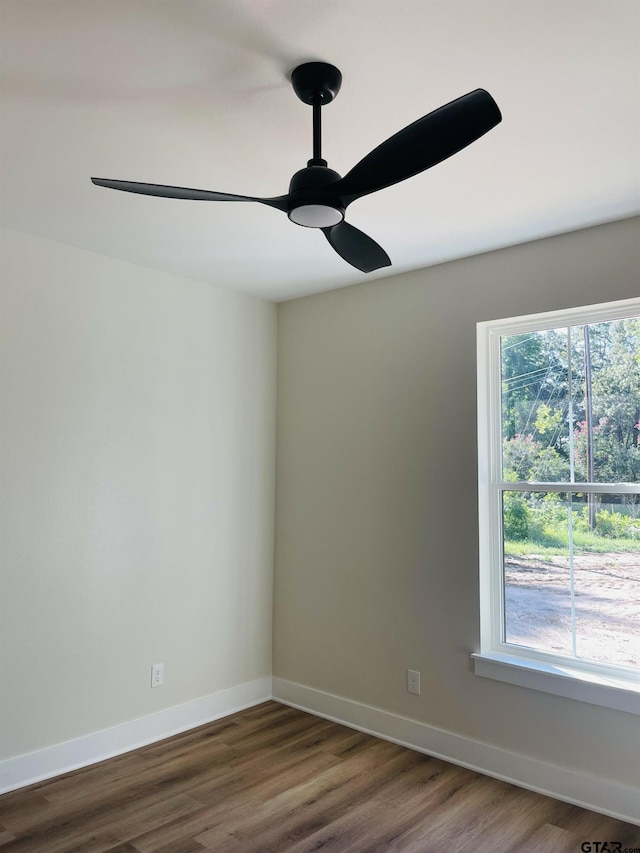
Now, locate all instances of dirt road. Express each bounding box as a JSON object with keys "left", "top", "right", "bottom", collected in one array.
[{"left": 504, "top": 551, "right": 640, "bottom": 667}]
